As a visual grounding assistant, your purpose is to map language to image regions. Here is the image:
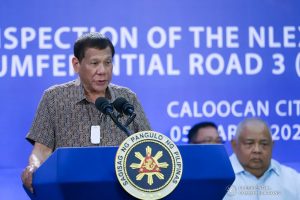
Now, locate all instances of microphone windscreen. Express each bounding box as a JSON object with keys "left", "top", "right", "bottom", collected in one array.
[
  {"left": 113, "top": 97, "right": 134, "bottom": 115},
  {"left": 113, "top": 97, "right": 128, "bottom": 113},
  {"left": 95, "top": 97, "right": 112, "bottom": 114}
]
